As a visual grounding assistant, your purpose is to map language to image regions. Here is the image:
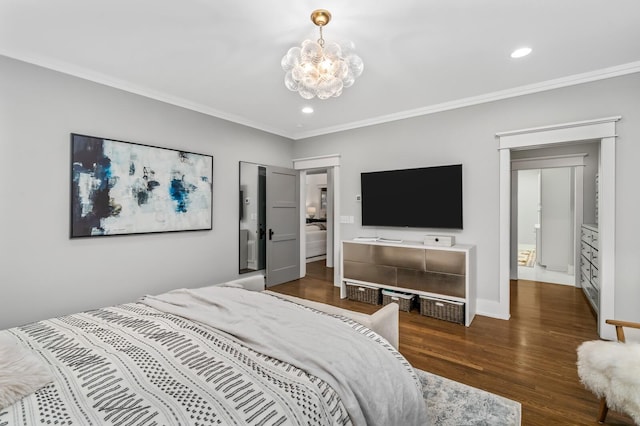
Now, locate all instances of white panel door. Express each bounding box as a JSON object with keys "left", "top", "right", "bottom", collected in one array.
[
  {"left": 539, "top": 167, "right": 572, "bottom": 272},
  {"left": 266, "top": 166, "right": 300, "bottom": 287}
]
